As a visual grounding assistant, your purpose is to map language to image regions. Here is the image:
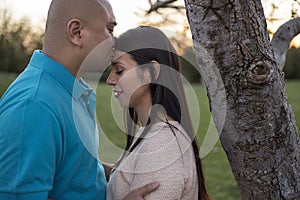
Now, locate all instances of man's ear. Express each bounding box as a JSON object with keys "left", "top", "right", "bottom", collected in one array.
[
  {"left": 66, "top": 19, "right": 83, "bottom": 47},
  {"left": 151, "top": 60, "right": 160, "bottom": 80}
]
